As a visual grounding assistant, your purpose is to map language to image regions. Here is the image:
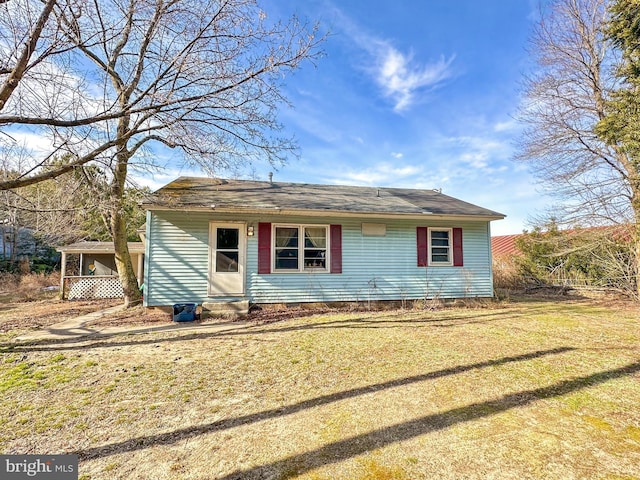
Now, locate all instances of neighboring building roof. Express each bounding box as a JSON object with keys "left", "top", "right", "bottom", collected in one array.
[
  {"left": 142, "top": 177, "right": 505, "bottom": 220},
  {"left": 491, "top": 234, "right": 522, "bottom": 257},
  {"left": 56, "top": 242, "right": 145, "bottom": 254}
]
